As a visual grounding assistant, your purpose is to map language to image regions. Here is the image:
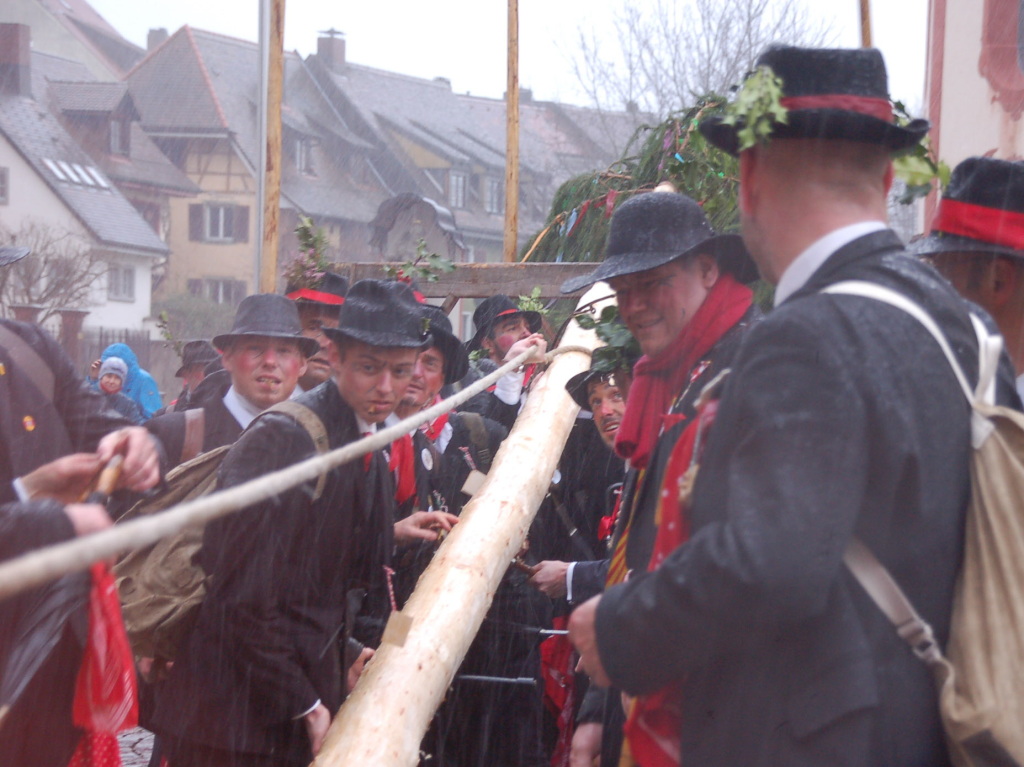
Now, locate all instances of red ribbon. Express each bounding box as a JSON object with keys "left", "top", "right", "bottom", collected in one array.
[
  {"left": 932, "top": 198, "right": 1024, "bottom": 251},
  {"left": 780, "top": 94, "right": 894, "bottom": 121},
  {"left": 286, "top": 288, "right": 345, "bottom": 305},
  {"left": 390, "top": 433, "right": 417, "bottom": 505}
]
